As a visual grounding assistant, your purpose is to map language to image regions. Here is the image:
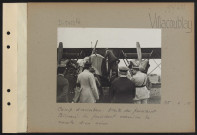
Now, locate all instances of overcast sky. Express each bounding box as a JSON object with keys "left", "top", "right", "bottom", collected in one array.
[
  {"left": 58, "top": 28, "right": 161, "bottom": 75},
  {"left": 58, "top": 28, "right": 161, "bottom": 48}
]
